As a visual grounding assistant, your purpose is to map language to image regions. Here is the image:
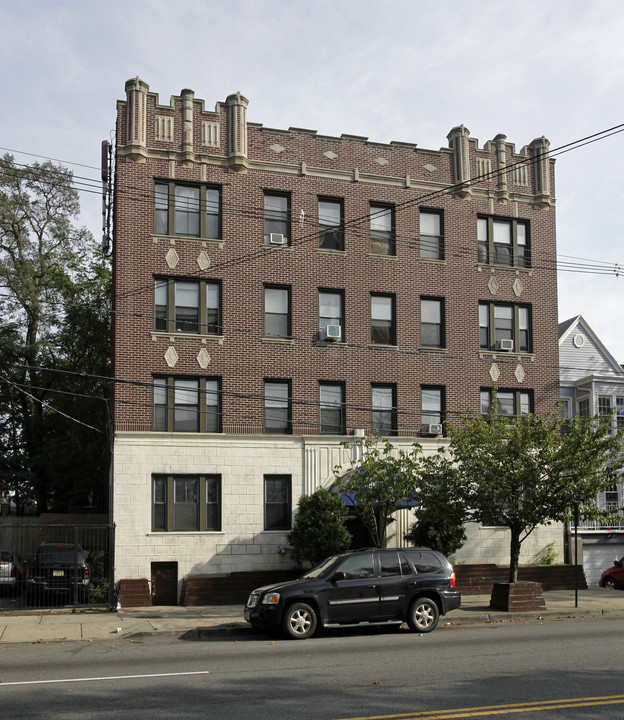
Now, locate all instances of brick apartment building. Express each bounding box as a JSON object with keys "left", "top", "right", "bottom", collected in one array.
[{"left": 112, "top": 78, "right": 560, "bottom": 604}]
